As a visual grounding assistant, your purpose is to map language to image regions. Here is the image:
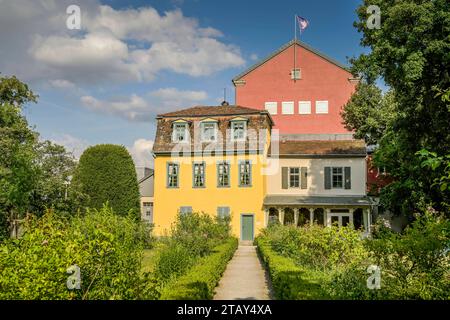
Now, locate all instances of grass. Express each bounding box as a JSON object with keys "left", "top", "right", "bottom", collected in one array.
[{"left": 141, "top": 242, "right": 166, "bottom": 273}]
